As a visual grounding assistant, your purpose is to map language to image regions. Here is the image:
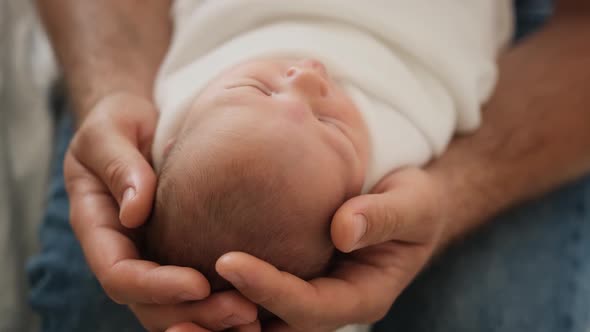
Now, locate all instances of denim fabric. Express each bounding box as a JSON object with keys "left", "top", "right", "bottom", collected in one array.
[
  {"left": 26, "top": 116, "right": 144, "bottom": 332},
  {"left": 29, "top": 1, "right": 588, "bottom": 331},
  {"left": 514, "top": 0, "right": 555, "bottom": 40}
]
